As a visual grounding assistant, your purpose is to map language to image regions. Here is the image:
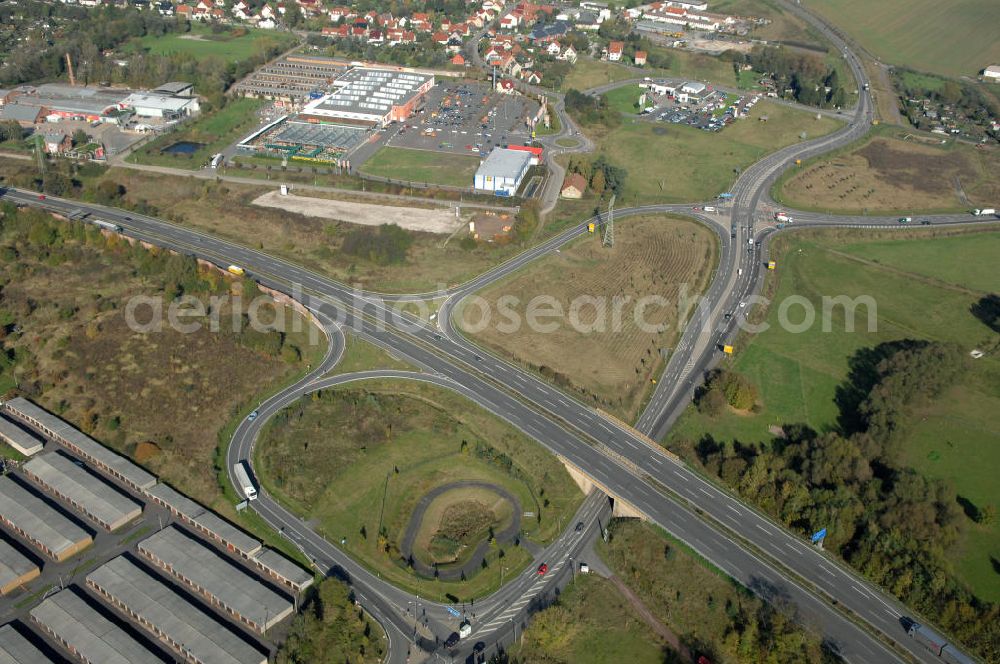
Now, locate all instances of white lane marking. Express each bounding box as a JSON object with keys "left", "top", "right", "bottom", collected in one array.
[
  {"left": 784, "top": 542, "right": 801, "bottom": 554},
  {"left": 675, "top": 473, "right": 689, "bottom": 482},
  {"left": 851, "top": 584, "right": 866, "bottom": 596},
  {"left": 755, "top": 523, "right": 770, "bottom": 534},
  {"left": 726, "top": 504, "right": 740, "bottom": 514},
  {"left": 821, "top": 565, "right": 837, "bottom": 577},
  {"left": 698, "top": 487, "right": 712, "bottom": 497}
]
